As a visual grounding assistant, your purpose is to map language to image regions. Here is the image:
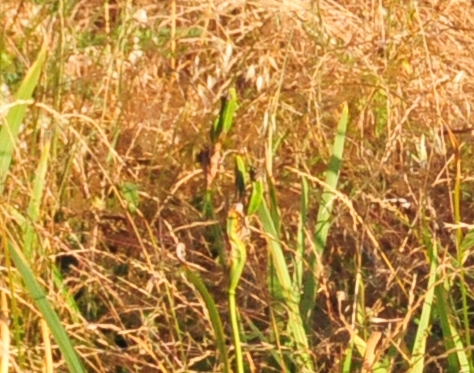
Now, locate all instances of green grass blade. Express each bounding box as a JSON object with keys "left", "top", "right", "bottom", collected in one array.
[
  {"left": 222, "top": 88, "right": 237, "bottom": 134},
  {"left": 22, "top": 133, "right": 51, "bottom": 258},
  {"left": 450, "top": 130, "right": 472, "bottom": 368},
  {"left": 24, "top": 132, "right": 82, "bottom": 322},
  {"left": 411, "top": 230, "right": 469, "bottom": 373},
  {"left": 267, "top": 178, "right": 281, "bottom": 235},
  {"left": 435, "top": 282, "right": 469, "bottom": 372},
  {"left": 234, "top": 155, "right": 247, "bottom": 200},
  {"left": 242, "top": 313, "right": 288, "bottom": 372},
  {"left": 0, "top": 42, "right": 47, "bottom": 195},
  {"left": 210, "top": 87, "right": 237, "bottom": 143},
  {"left": 258, "top": 199, "right": 314, "bottom": 372},
  {"left": 272, "top": 129, "right": 289, "bottom": 155},
  {"left": 182, "top": 264, "right": 230, "bottom": 373},
  {"left": 422, "top": 221, "right": 468, "bottom": 371},
  {"left": 1, "top": 41, "right": 85, "bottom": 369},
  {"left": 263, "top": 177, "right": 284, "bottom": 303},
  {"left": 7, "top": 202, "right": 82, "bottom": 323},
  {"left": 227, "top": 204, "right": 247, "bottom": 373},
  {"left": 247, "top": 179, "right": 264, "bottom": 216},
  {"left": 7, "top": 240, "right": 85, "bottom": 373},
  {"left": 460, "top": 229, "right": 474, "bottom": 261},
  {"left": 293, "top": 175, "right": 308, "bottom": 300},
  {"left": 342, "top": 338, "right": 354, "bottom": 373},
  {"left": 409, "top": 239, "right": 438, "bottom": 373},
  {"left": 301, "top": 102, "right": 349, "bottom": 327},
  {"left": 435, "top": 284, "right": 459, "bottom": 372},
  {"left": 202, "top": 189, "right": 226, "bottom": 266},
  {"left": 203, "top": 89, "right": 238, "bottom": 265}
]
